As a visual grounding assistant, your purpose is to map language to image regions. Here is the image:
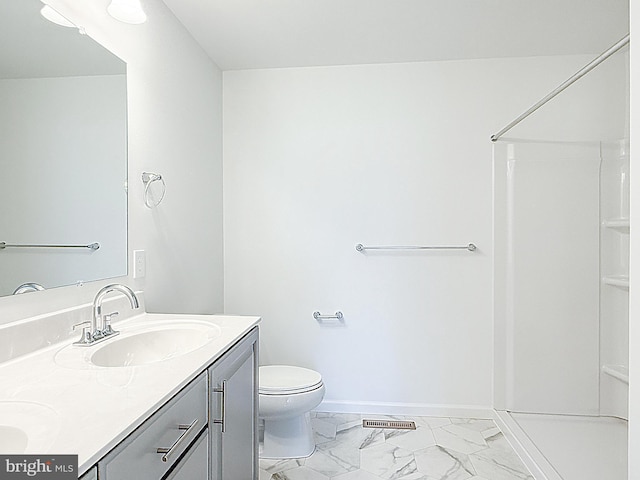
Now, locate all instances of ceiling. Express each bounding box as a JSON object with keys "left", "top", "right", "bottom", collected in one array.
[{"left": 162, "top": 0, "right": 629, "bottom": 71}]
